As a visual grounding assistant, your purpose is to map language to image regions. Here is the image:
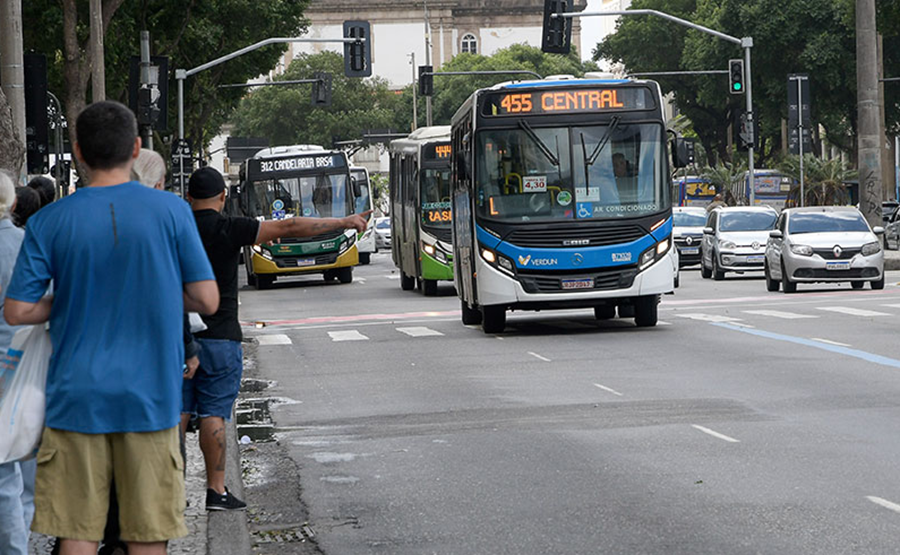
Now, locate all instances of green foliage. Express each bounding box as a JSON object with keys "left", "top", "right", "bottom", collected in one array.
[
  {"left": 778, "top": 154, "right": 856, "bottom": 206},
  {"left": 702, "top": 159, "right": 747, "bottom": 202},
  {"left": 231, "top": 52, "right": 401, "bottom": 147},
  {"left": 369, "top": 173, "right": 390, "bottom": 215}
]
